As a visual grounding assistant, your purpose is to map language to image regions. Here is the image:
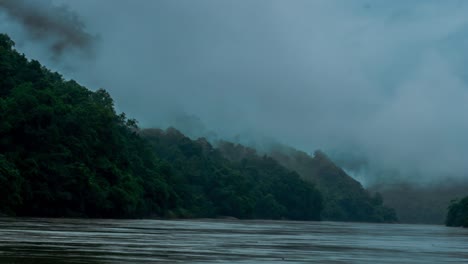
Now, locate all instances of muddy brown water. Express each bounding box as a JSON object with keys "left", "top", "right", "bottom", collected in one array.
[{"left": 0, "top": 217, "right": 467, "bottom": 263}]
